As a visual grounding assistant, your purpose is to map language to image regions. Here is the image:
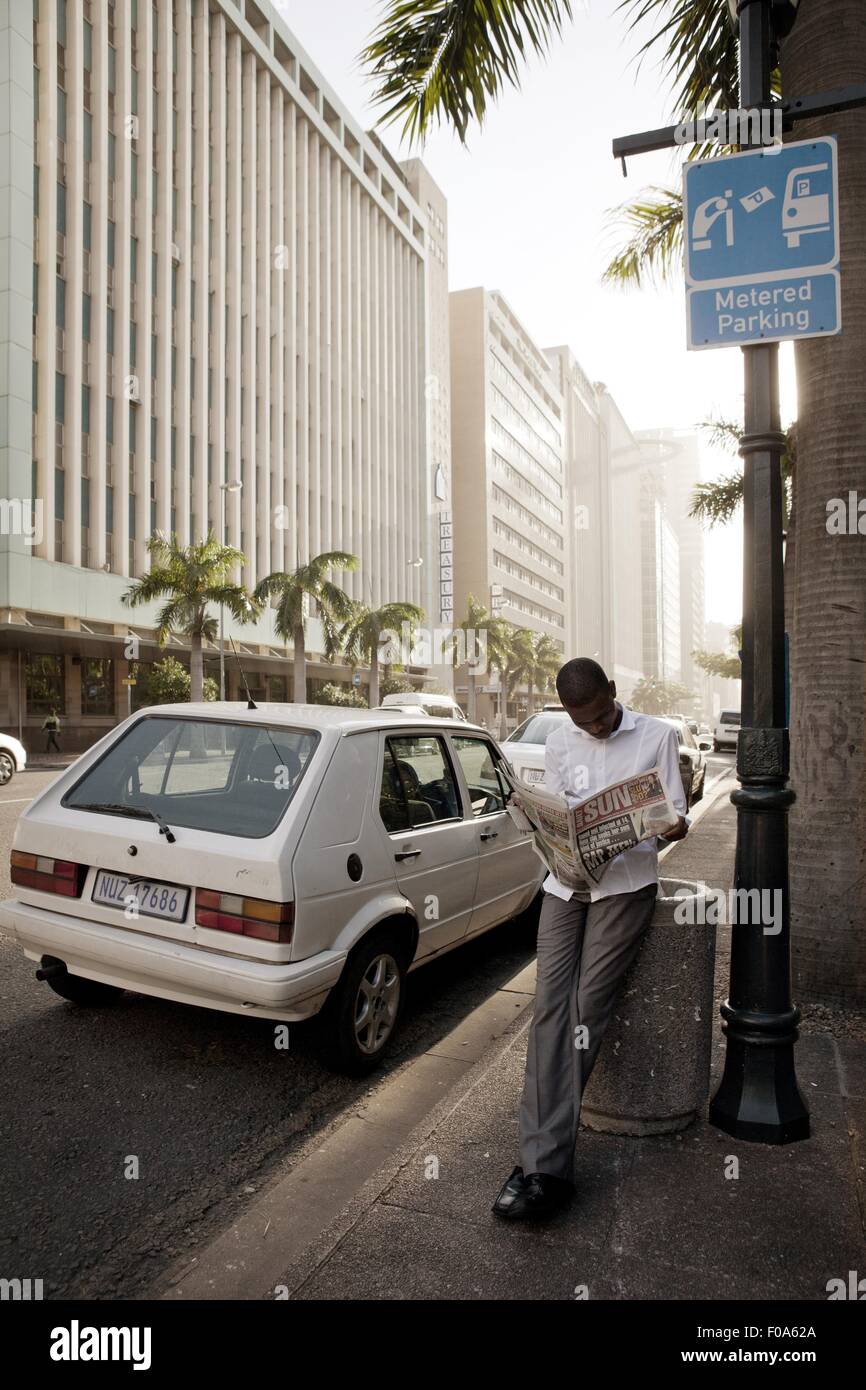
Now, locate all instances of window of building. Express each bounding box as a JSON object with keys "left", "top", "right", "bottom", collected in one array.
[
  {"left": 33, "top": 164, "right": 39, "bottom": 218},
  {"left": 81, "top": 384, "right": 90, "bottom": 434},
  {"left": 83, "top": 19, "right": 92, "bottom": 71},
  {"left": 54, "top": 466, "right": 65, "bottom": 519},
  {"left": 57, "top": 182, "right": 66, "bottom": 234},
  {"left": 82, "top": 292, "right": 91, "bottom": 342},
  {"left": 106, "top": 395, "right": 114, "bottom": 444},
  {"left": 108, "top": 131, "right": 116, "bottom": 179},
  {"left": 106, "top": 484, "right": 114, "bottom": 533},
  {"left": 131, "top": 151, "right": 138, "bottom": 198},
  {"left": 83, "top": 111, "right": 92, "bottom": 162},
  {"left": 106, "top": 306, "right": 115, "bottom": 356},
  {"left": 57, "top": 88, "right": 66, "bottom": 141},
  {"left": 82, "top": 658, "right": 115, "bottom": 716},
  {"left": 55, "top": 276, "right": 65, "bottom": 329},
  {"left": 83, "top": 200, "right": 92, "bottom": 250},
  {"left": 108, "top": 45, "right": 116, "bottom": 95},
  {"left": 129, "top": 320, "right": 137, "bottom": 367},
  {"left": 55, "top": 371, "right": 65, "bottom": 422},
  {"left": 81, "top": 475, "right": 90, "bottom": 524},
  {"left": 25, "top": 653, "right": 65, "bottom": 716},
  {"left": 107, "top": 219, "right": 115, "bottom": 266},
  {"left": 130, "top": 236, "right": 138, "bottom": 281}
]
